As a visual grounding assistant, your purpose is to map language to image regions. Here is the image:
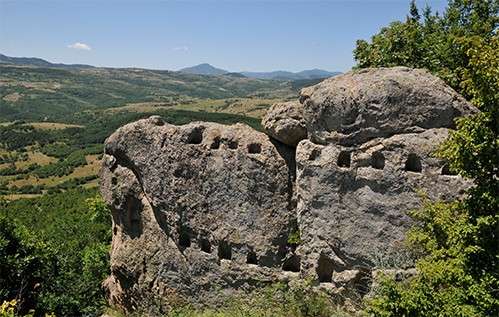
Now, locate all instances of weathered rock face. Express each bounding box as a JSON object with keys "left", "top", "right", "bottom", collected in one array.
[
  {"left": 101, "top": 67, "right": 477, "bottom": 315},
  {"left": 261, "top": 101, "right": 307, "bottom": 146},
  {"left": 295, "top": 129, "right": 470, "bottom": 280},
  {"left": 300, "top": 67, "right": 477, "bottom": 145},
  {"left": 100, "top": 117, "right": 298, "bottom": 314}
]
